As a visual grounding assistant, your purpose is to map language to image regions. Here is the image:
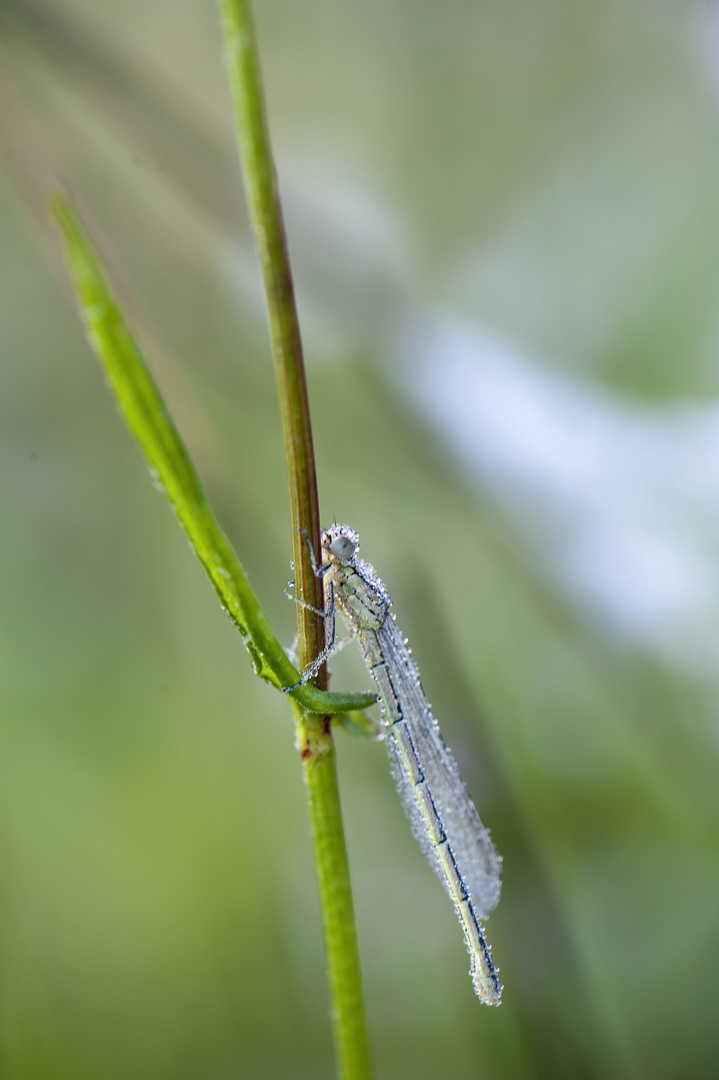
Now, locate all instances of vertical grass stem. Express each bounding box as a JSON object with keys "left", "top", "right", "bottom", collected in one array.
[{"left": 220, "top": 3, "right": 373, "bottom": 1076}]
